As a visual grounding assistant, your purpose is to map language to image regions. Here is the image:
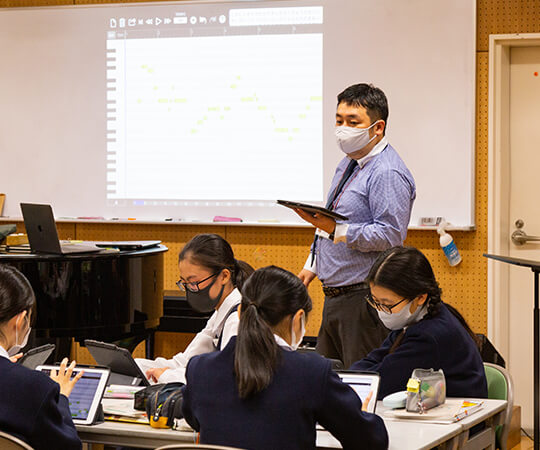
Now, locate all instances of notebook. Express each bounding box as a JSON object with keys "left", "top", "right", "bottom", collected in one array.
[{"left": 20, "top": 203, "right": 102, "bottom": 254}]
